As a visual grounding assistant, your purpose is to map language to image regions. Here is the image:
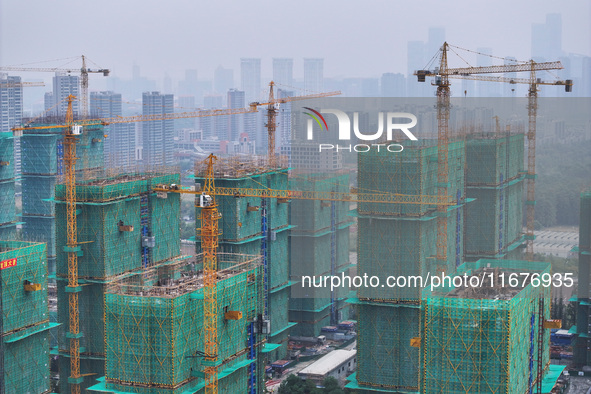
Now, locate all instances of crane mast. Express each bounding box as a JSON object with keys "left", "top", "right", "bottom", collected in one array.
[
  {"left": 200, "top": 154, "right": 220, "bottom": 394},
  {"left": 435, "top": 42, "right": 451, "bottom": 271},
  {"left": 64, "top": 95, "right": 82, "bottom": 394}
]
